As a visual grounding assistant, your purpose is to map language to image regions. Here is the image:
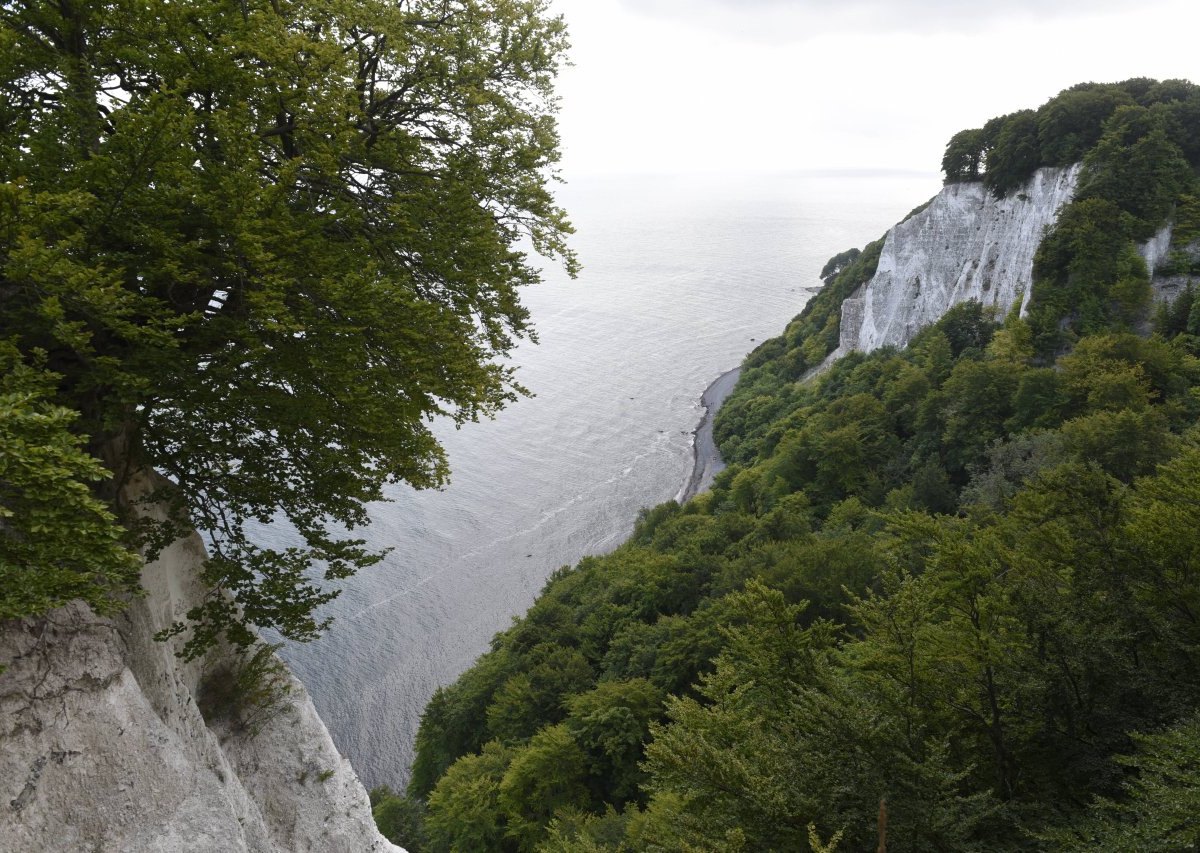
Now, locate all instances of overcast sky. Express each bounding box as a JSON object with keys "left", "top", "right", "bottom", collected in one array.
[{"left": 549, "top": 0, "right": 1199, "bottom": 177}]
